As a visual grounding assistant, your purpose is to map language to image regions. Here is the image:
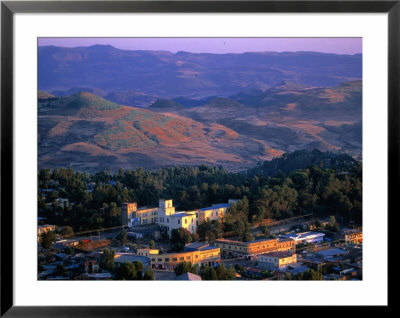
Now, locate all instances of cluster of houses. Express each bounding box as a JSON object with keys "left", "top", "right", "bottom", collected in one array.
[{"left": 38, "top": 197, "right": 362, "bottom": 280}]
